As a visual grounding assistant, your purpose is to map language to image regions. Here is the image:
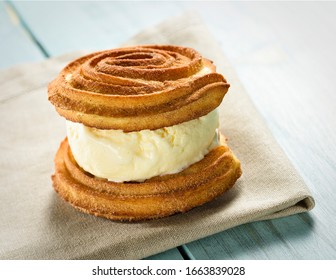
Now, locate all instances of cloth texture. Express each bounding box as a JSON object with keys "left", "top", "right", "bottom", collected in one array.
[{"left": 0, "top": 13, "right": 314, "bottom": 259}]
